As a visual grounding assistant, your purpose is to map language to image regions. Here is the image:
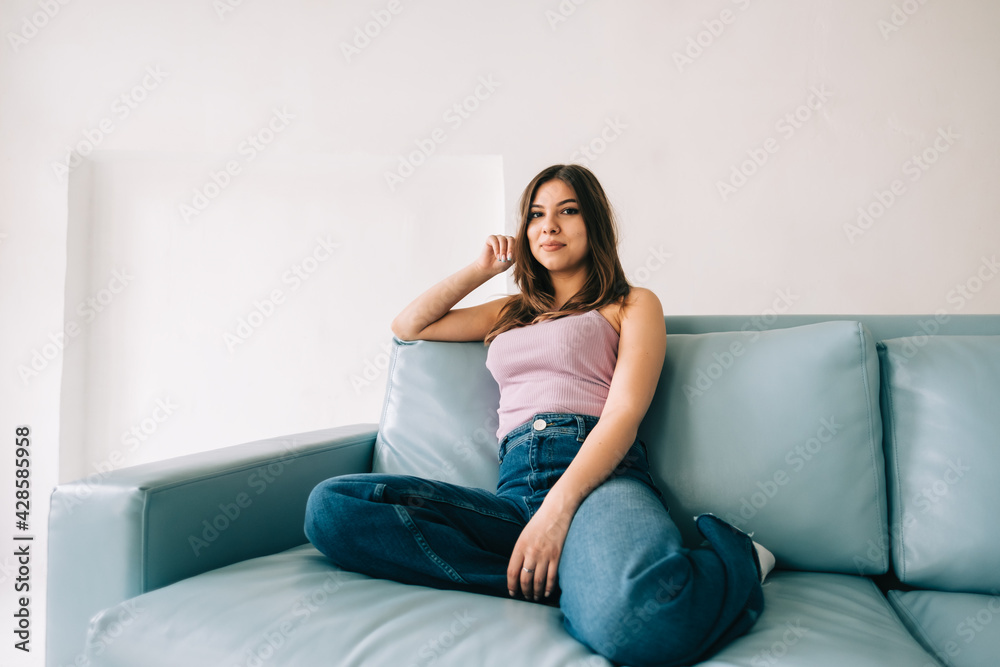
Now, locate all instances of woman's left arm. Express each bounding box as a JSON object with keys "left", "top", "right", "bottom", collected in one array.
[{"left": 507, "top": 288, "right": 667, "bottom": 601}]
